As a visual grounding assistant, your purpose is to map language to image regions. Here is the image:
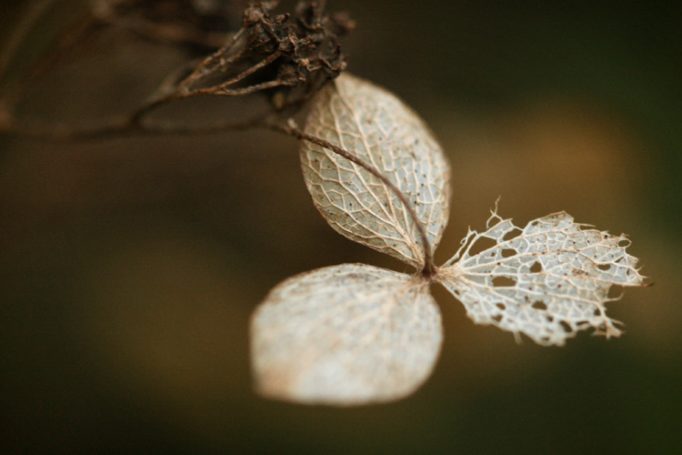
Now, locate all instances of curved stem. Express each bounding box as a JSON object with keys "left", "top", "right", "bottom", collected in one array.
[
  {"left": 177, "top": 28, "right": 245, "bottom": 92},
  {"left": 97, "top": 15, "right": 228, "bottom": 49},
  {"left": 195, "top": 78, "right": 293, "bottom": 97},
  {"left": 263, "top": 119, "right": 436, "bottom": 276},
  {"left": 210, "top": 50, "right": 283, "bottom": 92},
  {"left": 0, "top": 20, "right": 435, "bottom": 275}
]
